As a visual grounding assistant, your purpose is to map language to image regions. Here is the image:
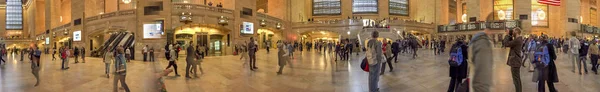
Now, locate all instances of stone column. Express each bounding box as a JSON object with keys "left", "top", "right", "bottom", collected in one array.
[
  {"left": 565, "top": 0, "right": 581, "bottom": 37},
  {"left": 466, "top": 0, "right": 480, "bottom": 22},
  {"left": 72, "top": 0, "right": 85, "bottom": 55},
  {"left": 45, "top": 0, "right": 53, "bottom": 48},
  {"left": 514, "top": 0, "right": 532, "bottom": 34}
]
